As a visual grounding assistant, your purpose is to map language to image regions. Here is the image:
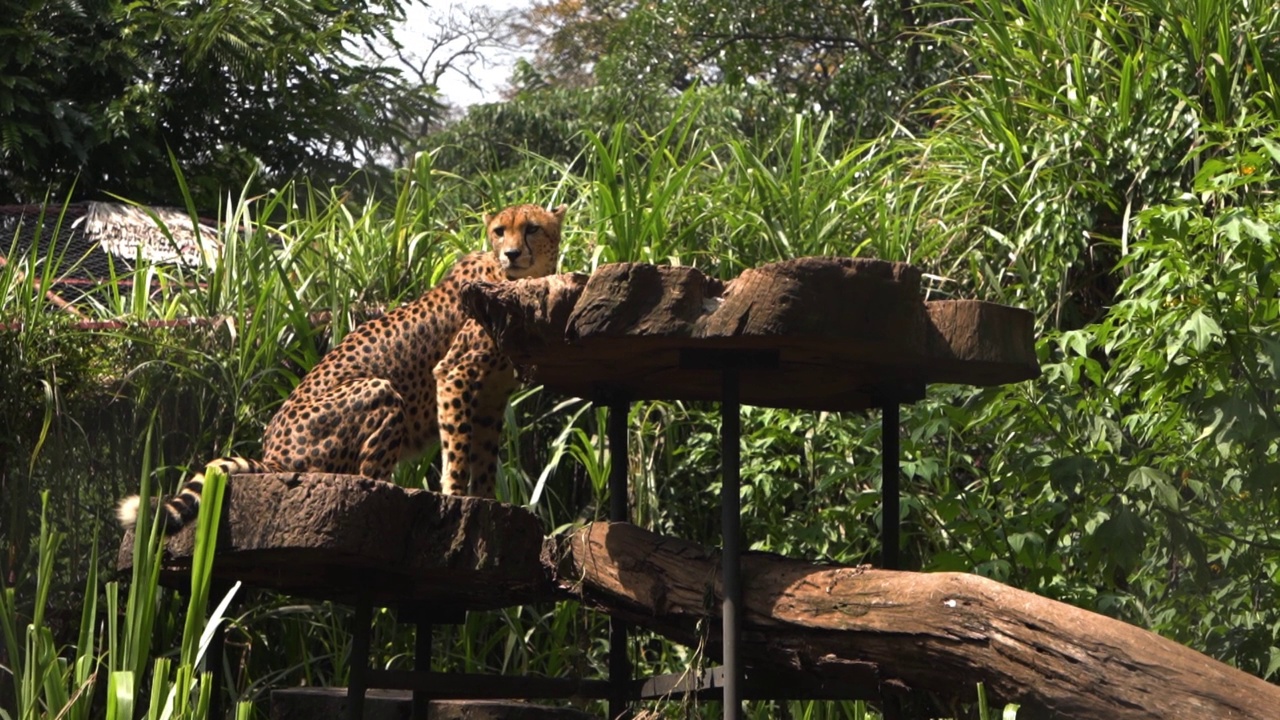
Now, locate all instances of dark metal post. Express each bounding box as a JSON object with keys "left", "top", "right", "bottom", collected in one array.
[
  {"left": 347, "top": 601, "right": 373, "bottom": 720},
  {"left": 608, "top": 399, "right": 630, "bottom": 525},
  {"left": 721, "top": 366, "right": 743, "bottom": 720},
  {"left": 881, "top": 401, "right": 900, "bottom": 571},
  {"left": 206, "top": 613, "right": 227, "bottom": 720},
  {"left": 881, "top": 400, "right": 903, "bottom": 720},
  {"left": 411, "top": 622, "right": 432, "bottom": 720},
  {"left": 608, "top": 398, "right": 633, "bottom": 720}
]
